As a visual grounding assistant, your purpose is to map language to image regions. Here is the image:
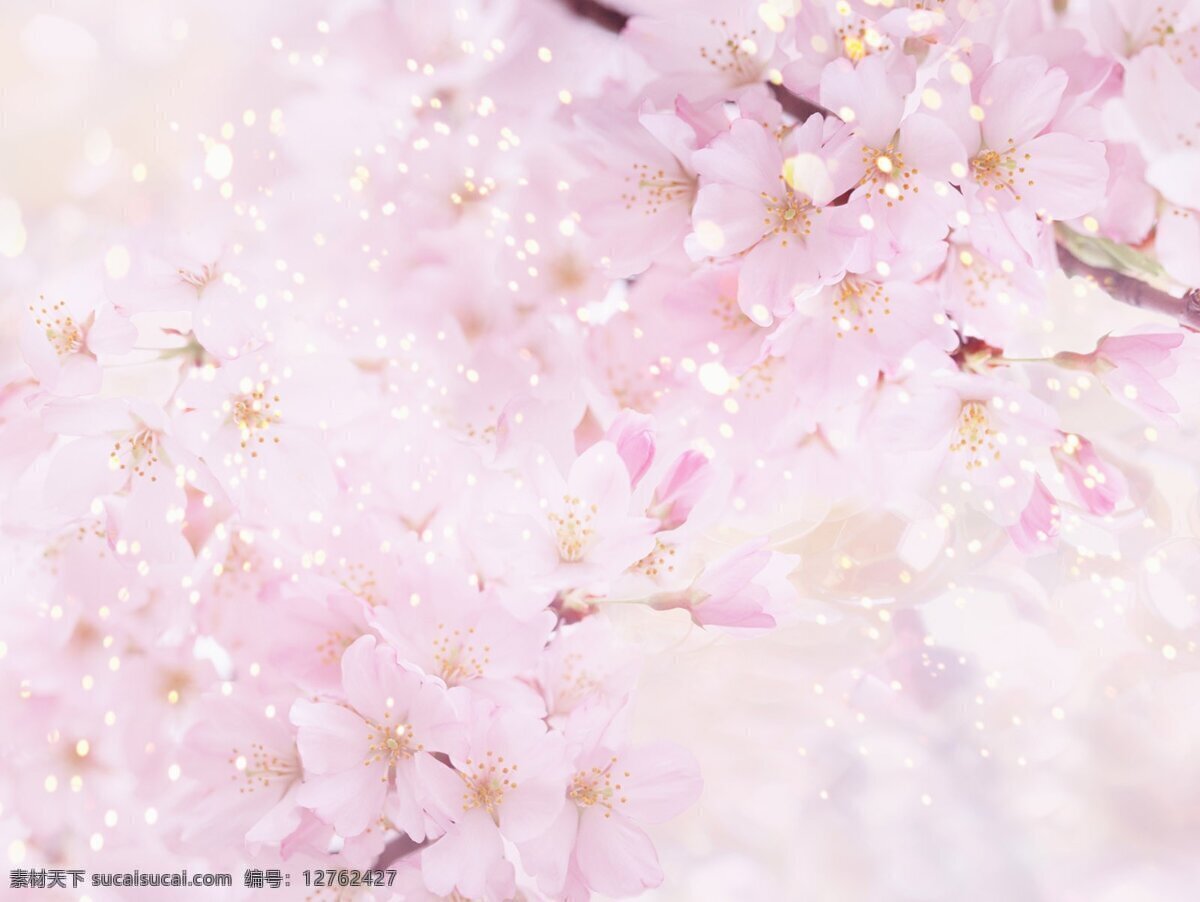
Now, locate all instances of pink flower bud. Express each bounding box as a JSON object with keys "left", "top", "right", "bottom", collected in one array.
[
  {"left": 655, "top": 539, "right": 797, "bottom": 629},
  {"left": 605, "top": 410, "right": 656, "bottom": 488},
  {"left": 1053, "top": 433, "right": 1127, "bottom": 516},
  {"left": 1006, "top": 477, "right": 1060, "bottom": 555},
  {"left": 648, "top": 450, "right": 711, "bottom": 531}
]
